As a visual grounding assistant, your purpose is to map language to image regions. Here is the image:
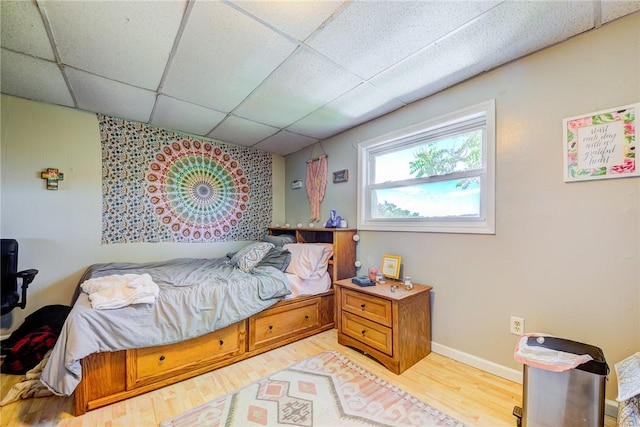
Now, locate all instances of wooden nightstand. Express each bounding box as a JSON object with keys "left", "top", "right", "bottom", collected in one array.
[{"left": 334, "top": 278, "right": 433, "bottom": 374}]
